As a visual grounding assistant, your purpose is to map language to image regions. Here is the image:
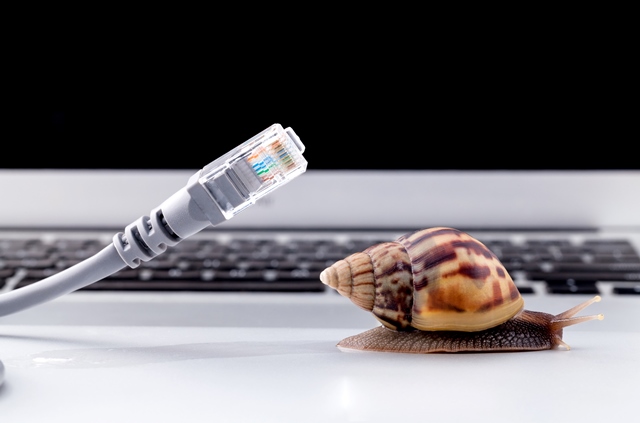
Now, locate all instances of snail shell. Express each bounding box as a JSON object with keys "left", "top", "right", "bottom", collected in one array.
[
  {"left": 320, "top": 227, "right": 603, "bottom": 353},
  {"left": 320, "top": 227, "right": 524, "bottom": 332}
]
